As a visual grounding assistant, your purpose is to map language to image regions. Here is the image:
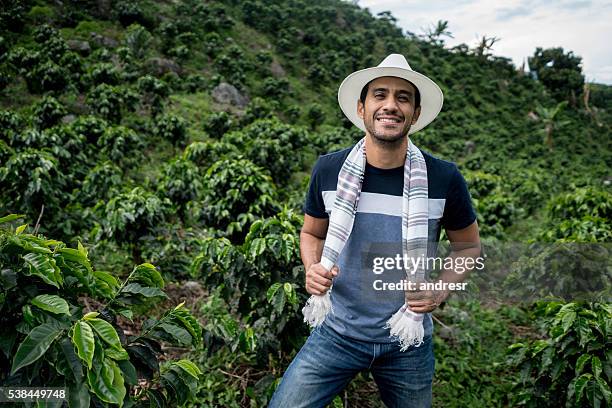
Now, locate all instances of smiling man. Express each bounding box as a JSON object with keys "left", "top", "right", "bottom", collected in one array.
[{"left": 269, "top": 54, "right": 481, "bottom": 408}]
